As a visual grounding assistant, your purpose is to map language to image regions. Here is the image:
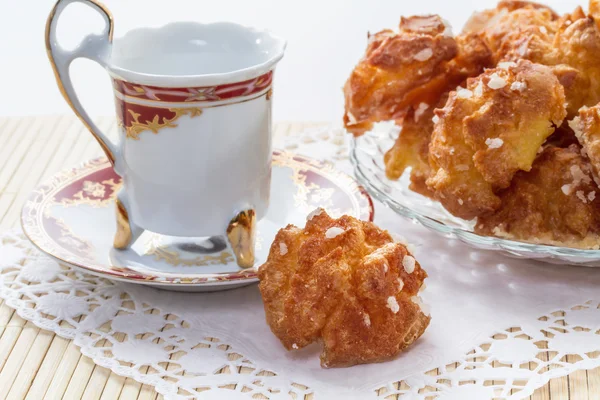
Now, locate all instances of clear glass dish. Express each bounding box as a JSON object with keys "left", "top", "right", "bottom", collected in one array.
[{"left": 350, "top": 126, "right": 600, "bottom": 267}]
